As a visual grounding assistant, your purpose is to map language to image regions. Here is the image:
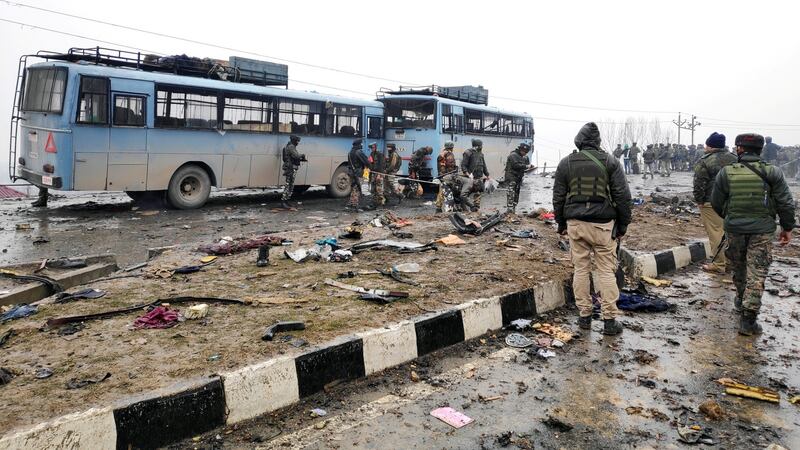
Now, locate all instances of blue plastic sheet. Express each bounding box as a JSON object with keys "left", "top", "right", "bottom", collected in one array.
[{"left": 1, "top": 304, "right": 38, "bottom": 322}]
